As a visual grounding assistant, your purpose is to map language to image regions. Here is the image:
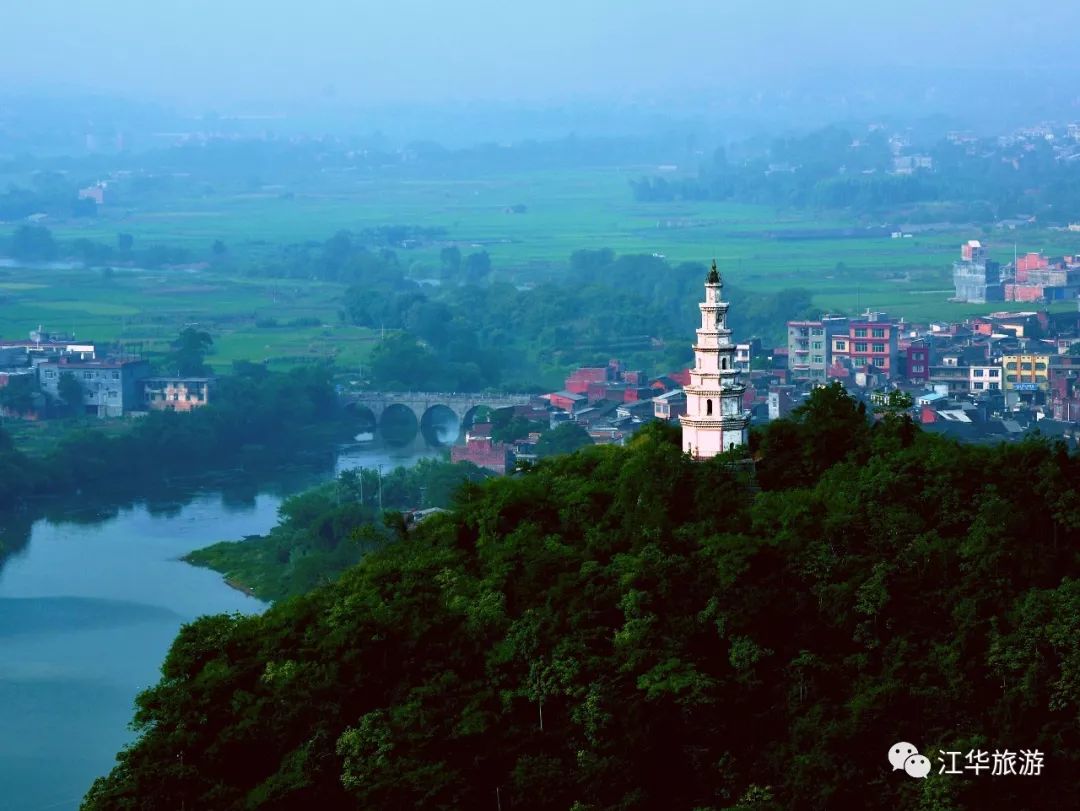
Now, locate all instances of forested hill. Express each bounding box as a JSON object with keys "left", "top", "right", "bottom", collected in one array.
[{"left": 84, "top": 386, "right": 1080, "bottom": 810}]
